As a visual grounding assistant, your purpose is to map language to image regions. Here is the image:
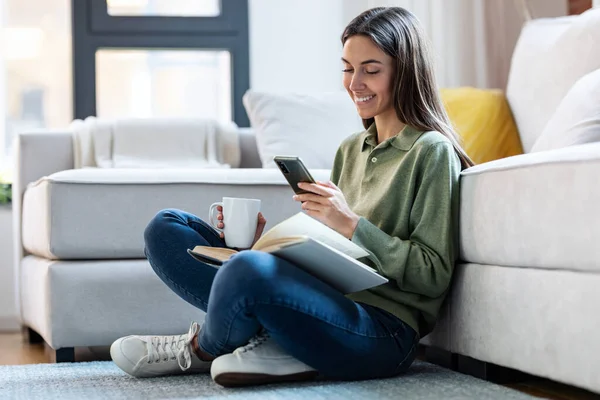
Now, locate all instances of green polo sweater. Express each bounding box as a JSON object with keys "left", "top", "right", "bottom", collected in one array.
[{"left": 330, "top": 123, "right": 461, "bottom": 337}]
